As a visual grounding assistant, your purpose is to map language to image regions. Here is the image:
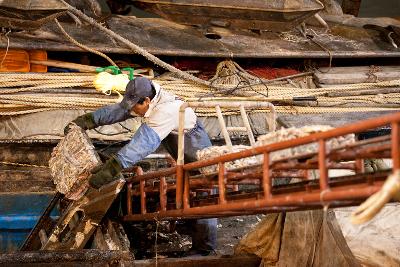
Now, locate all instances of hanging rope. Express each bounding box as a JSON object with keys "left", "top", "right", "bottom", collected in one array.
[
  {"left": 351, "top": 170, "right": 400, "bottom": 224},
  {"left": 54, "top": 18, "right": 117, "bottom": 67}
]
